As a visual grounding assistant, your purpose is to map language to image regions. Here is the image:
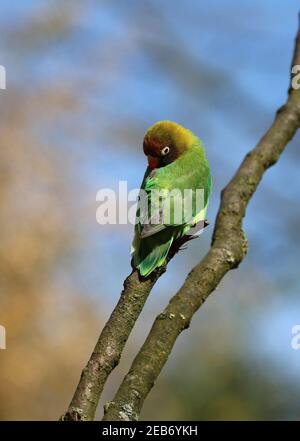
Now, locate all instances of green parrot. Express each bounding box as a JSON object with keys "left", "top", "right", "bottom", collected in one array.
[{"left": 131, "top": 120, "right": 212, "bottom": 277}]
